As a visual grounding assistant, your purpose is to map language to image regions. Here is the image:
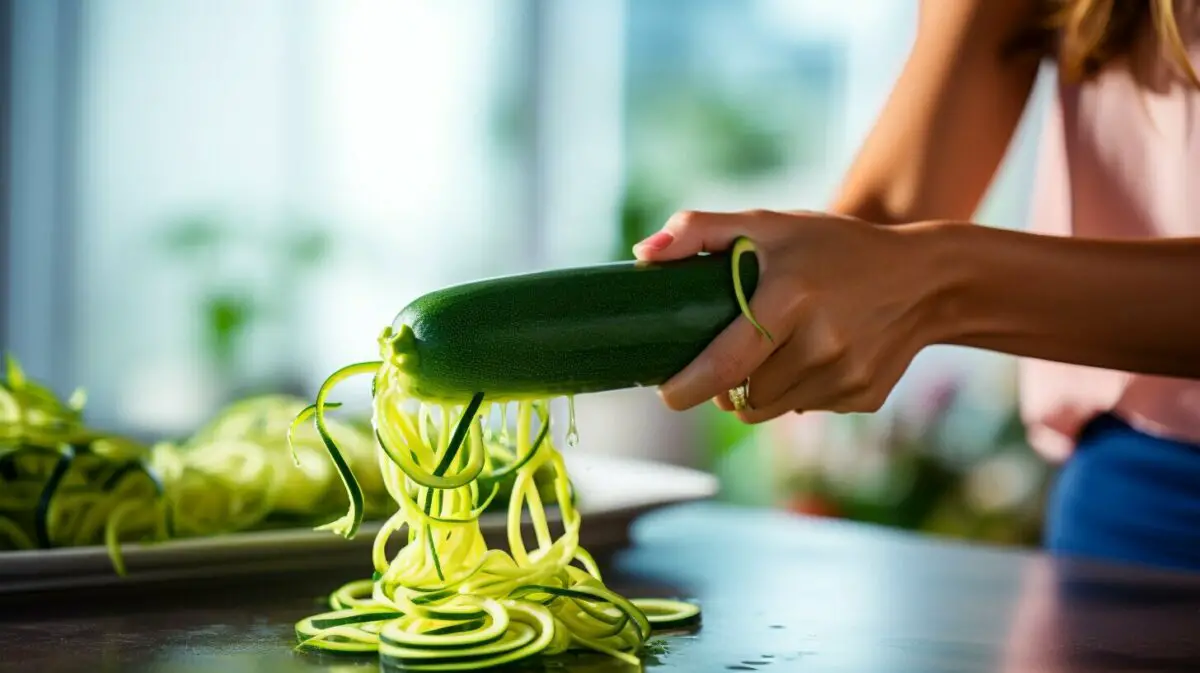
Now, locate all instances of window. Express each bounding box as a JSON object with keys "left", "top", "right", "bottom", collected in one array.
[
  {"left": 7, "top": 0, "right": 540, "bottom": 436},
  {"left": 4, "top": 1, "right": 1048, "bottom": 482}
]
